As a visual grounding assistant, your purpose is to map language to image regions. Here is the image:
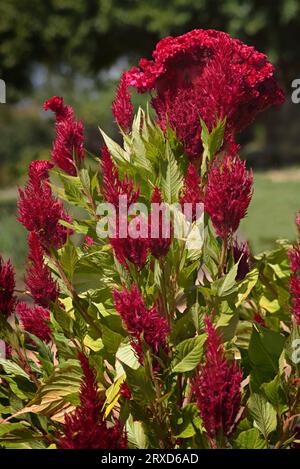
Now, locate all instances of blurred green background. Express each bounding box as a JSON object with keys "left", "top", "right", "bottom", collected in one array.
[{"left": 1, "top": 0, "right": 300, "bottom": 278}]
